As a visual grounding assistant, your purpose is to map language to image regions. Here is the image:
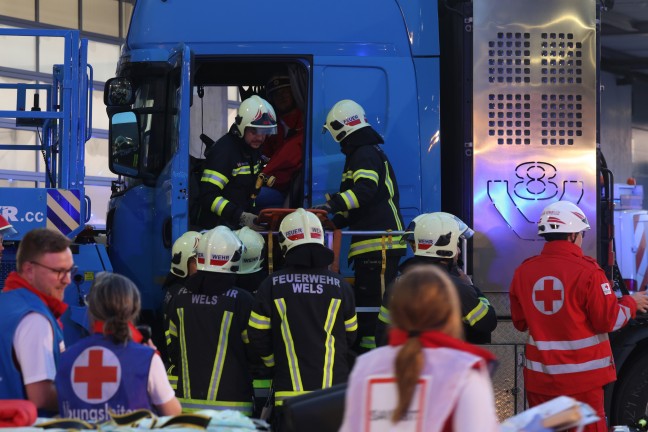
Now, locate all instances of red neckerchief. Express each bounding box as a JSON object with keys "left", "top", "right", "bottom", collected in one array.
[
  {"left": 389, "top": 328, "right": 497, "bottom": 364},
  {"left": 92, "top": 320, "right": 143, "bottom": 343},
  {"left": 3, "top": 271, "right": 68, "bottom": 321}
]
